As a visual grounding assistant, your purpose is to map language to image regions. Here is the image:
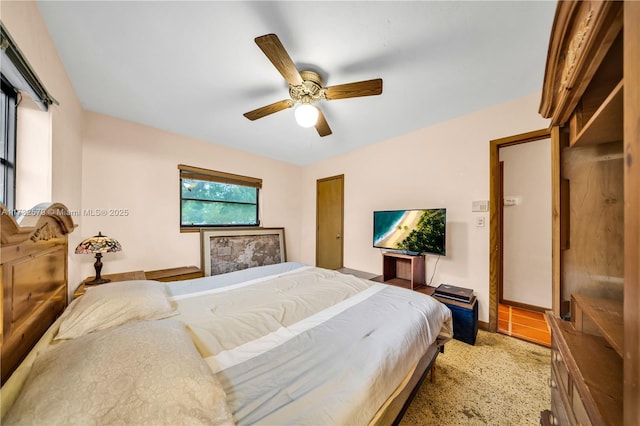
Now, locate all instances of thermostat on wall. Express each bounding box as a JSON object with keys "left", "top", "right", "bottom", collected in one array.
[{"left": 471, "top": 200, "right": 488, "bottom": 212}]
